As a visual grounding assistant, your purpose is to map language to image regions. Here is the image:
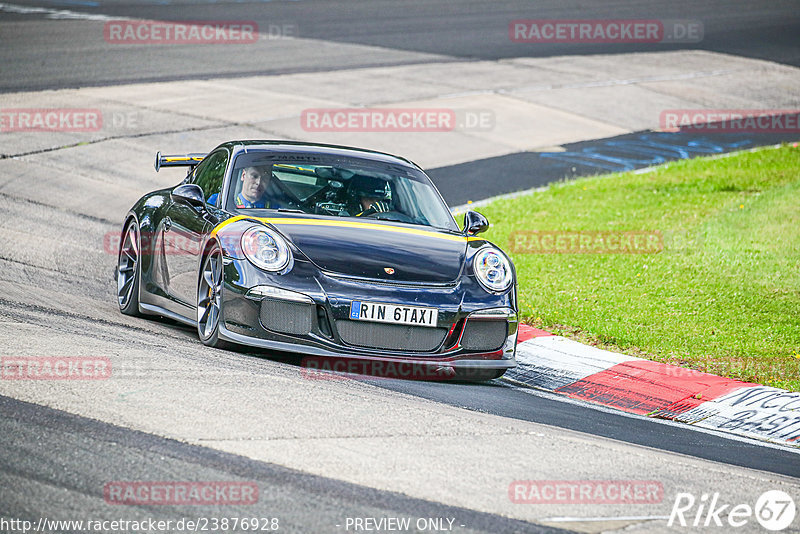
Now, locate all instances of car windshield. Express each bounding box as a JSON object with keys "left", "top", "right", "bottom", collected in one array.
[{"left": 224, "top": 151, "right": 459, "bottom": 231}]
